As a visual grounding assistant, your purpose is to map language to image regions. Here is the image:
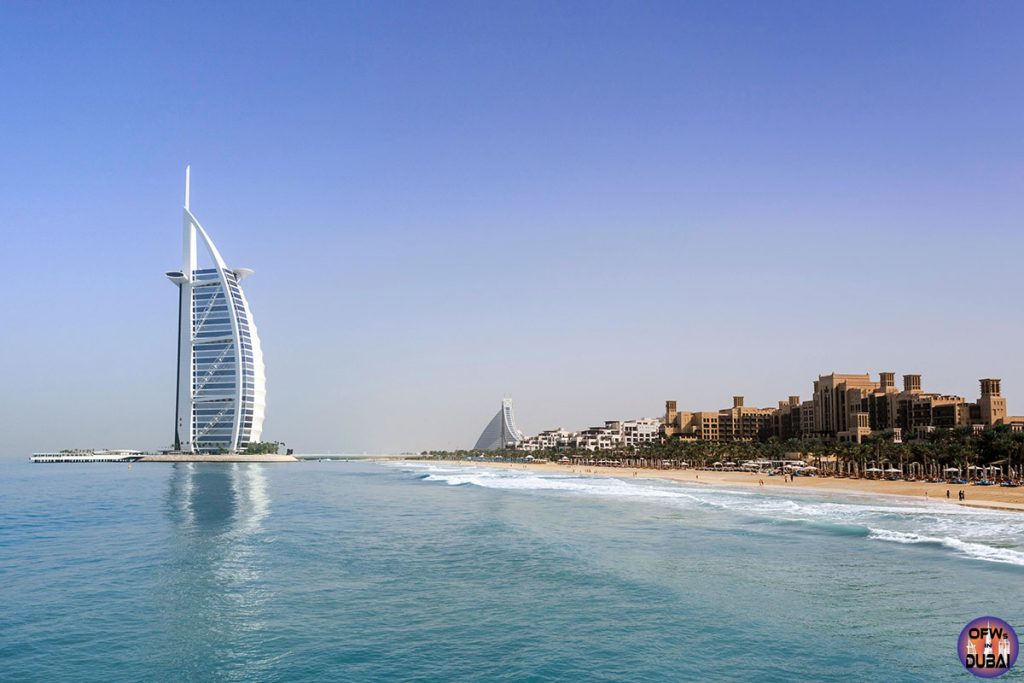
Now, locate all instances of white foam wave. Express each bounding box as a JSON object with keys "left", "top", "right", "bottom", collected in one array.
[
  {"left": 421, "top": 469, "right": 703, "bottom": 505},
  {"left": 391, "top": 462, "right": 1024, "bottom": 566},
  {"left": 867, "top": 528, "right": 1024, "bottom": 566}
]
